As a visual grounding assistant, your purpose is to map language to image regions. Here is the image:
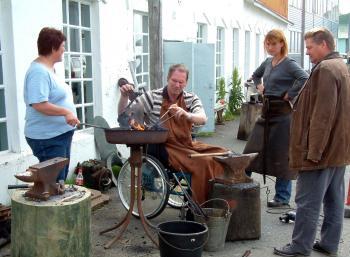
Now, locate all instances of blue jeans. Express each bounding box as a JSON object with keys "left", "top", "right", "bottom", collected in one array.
[
  {"left": 26, "top": 130, "right": 74, "bottom": 182},
  {"left": 274, "top": 178, "right": 291, "bottom": 203},
  {"left": 246, "top": 171, "right": 291, "bottom": 203}
]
